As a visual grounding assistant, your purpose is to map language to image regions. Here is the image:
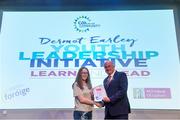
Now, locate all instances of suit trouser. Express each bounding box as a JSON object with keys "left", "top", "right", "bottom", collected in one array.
[{"left": 105, "top": 110, "right": 128, "bottom": 120}]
